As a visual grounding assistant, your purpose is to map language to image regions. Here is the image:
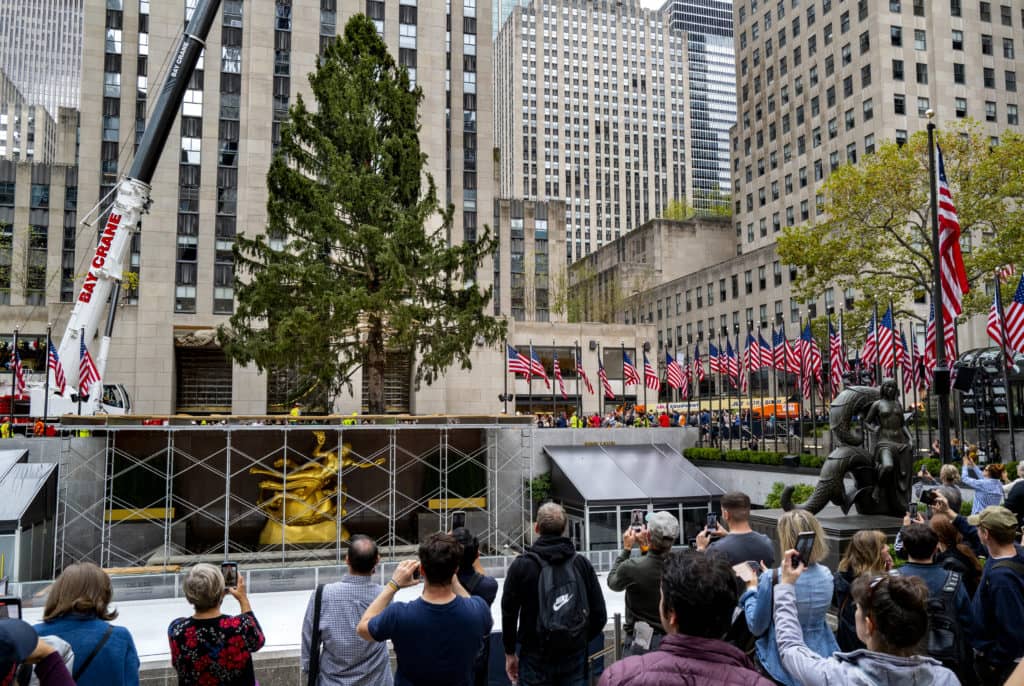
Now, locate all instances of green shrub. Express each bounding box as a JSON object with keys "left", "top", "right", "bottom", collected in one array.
[
  {"left": 961, "top": 499, "right": 973, "bottom": 517},
  {"left": 528, "top": 472, "right": 552, "bottom": 502},
  {"left": 684, "top": 447, "right": 724, "bottom": 461},
  {"left": 764, "top": 481, "right": 814, "bottom": 508},
  {"left": 799, "top": 453, "right": 826, "bottom": 469},
  {"left": 913, "top": 458, "right": 943, "bottom": 477}
]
